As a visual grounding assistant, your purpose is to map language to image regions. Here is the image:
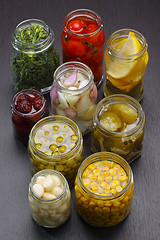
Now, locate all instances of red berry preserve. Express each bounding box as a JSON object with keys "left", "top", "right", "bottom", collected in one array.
[
  {"left": 11, "top": 89, "right": 49, "bottom": 145},
  {"left": 61, "top": 9, "right": 105, "bottom": 86}
]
